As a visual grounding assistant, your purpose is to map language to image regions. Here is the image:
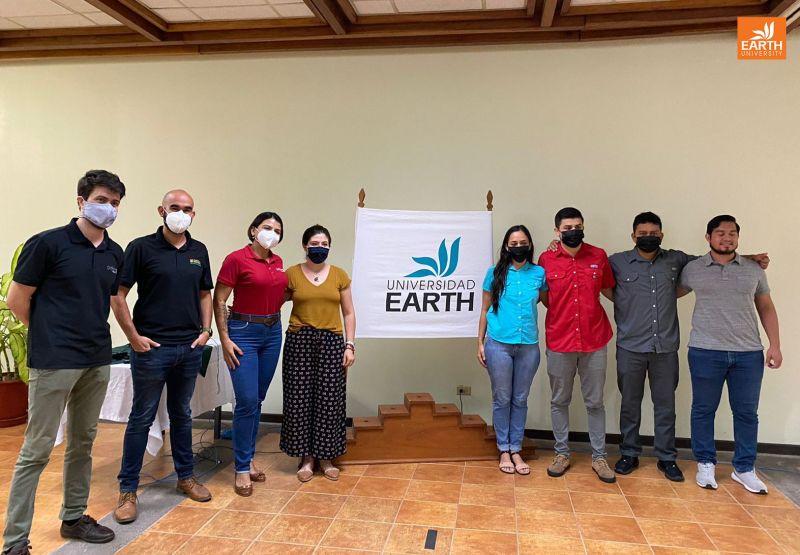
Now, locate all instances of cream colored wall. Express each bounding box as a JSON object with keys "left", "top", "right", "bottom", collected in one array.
[{"left": 1, "top": 34, "right": 798, "bottom": 445}]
